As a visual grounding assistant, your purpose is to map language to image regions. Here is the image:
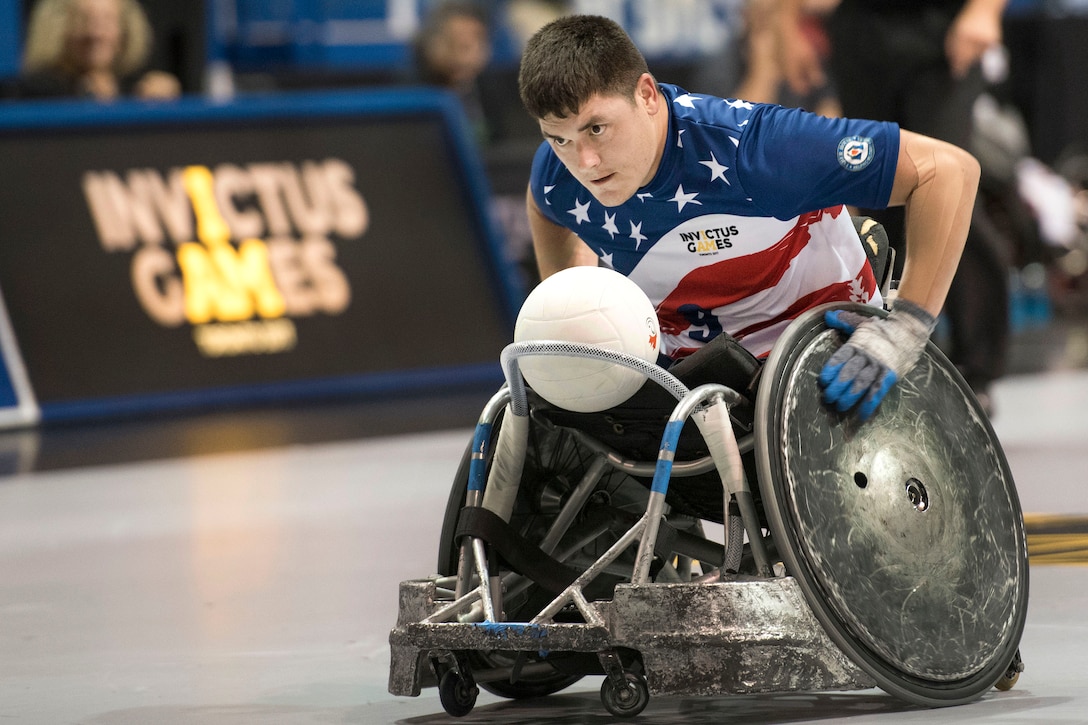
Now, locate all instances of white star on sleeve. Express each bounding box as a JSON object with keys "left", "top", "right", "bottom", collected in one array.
[
  {"left": 669, "top": 184, "right": 702, "bottom": 213},
  {"left": 600, "top": 250, "right": 615, "bottom": 268},
  {"left": 568, "top": 198, "right": 591, "bottom": 225},
  {"left": 677, "top": 129, "right": 685, "bottom": 149},
  {"left": 699, "top": 153, "right": 730, "bottom": 184},
  {"left": 726, "top": 99, "right": 753, "bottom": 110},
  {"left": 673, "top": 93, "right": 701, "bottom": 108},
  {"left": 636, "top": 192, "right": 653, "bottom": 202},
  {"left": 602, "top": 211, "right": 619, "bottom": 239},
  {"left": 543, "top": 184, "right": 555, "bottom": 205},
  {"left": 629, "top": 220, "right": 647, "bottom": 250}
]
